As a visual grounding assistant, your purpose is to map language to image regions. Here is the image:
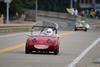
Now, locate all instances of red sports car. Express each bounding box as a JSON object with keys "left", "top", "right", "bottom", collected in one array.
[{"left": 25, "top": 26, "right": 59, "bottom": 55}]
